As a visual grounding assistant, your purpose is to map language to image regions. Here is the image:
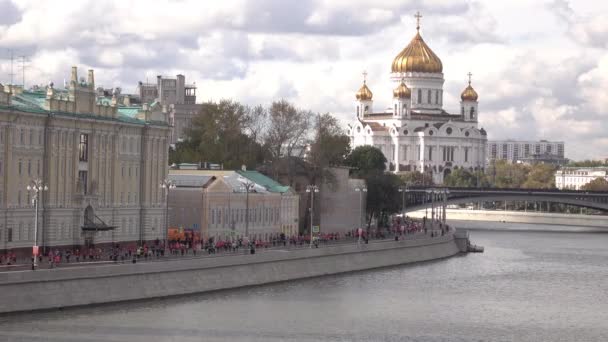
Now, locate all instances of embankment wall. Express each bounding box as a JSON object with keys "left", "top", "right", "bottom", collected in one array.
[{"left": 0, "top": 235, "right": 460, "bottom": 314}]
